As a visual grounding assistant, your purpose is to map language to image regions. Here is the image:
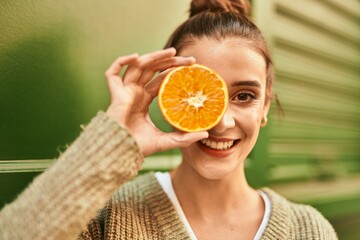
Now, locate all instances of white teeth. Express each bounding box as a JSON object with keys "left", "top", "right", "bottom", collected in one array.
[{"left": 200, "top": 139, "right": 235, "bottom": 150}]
